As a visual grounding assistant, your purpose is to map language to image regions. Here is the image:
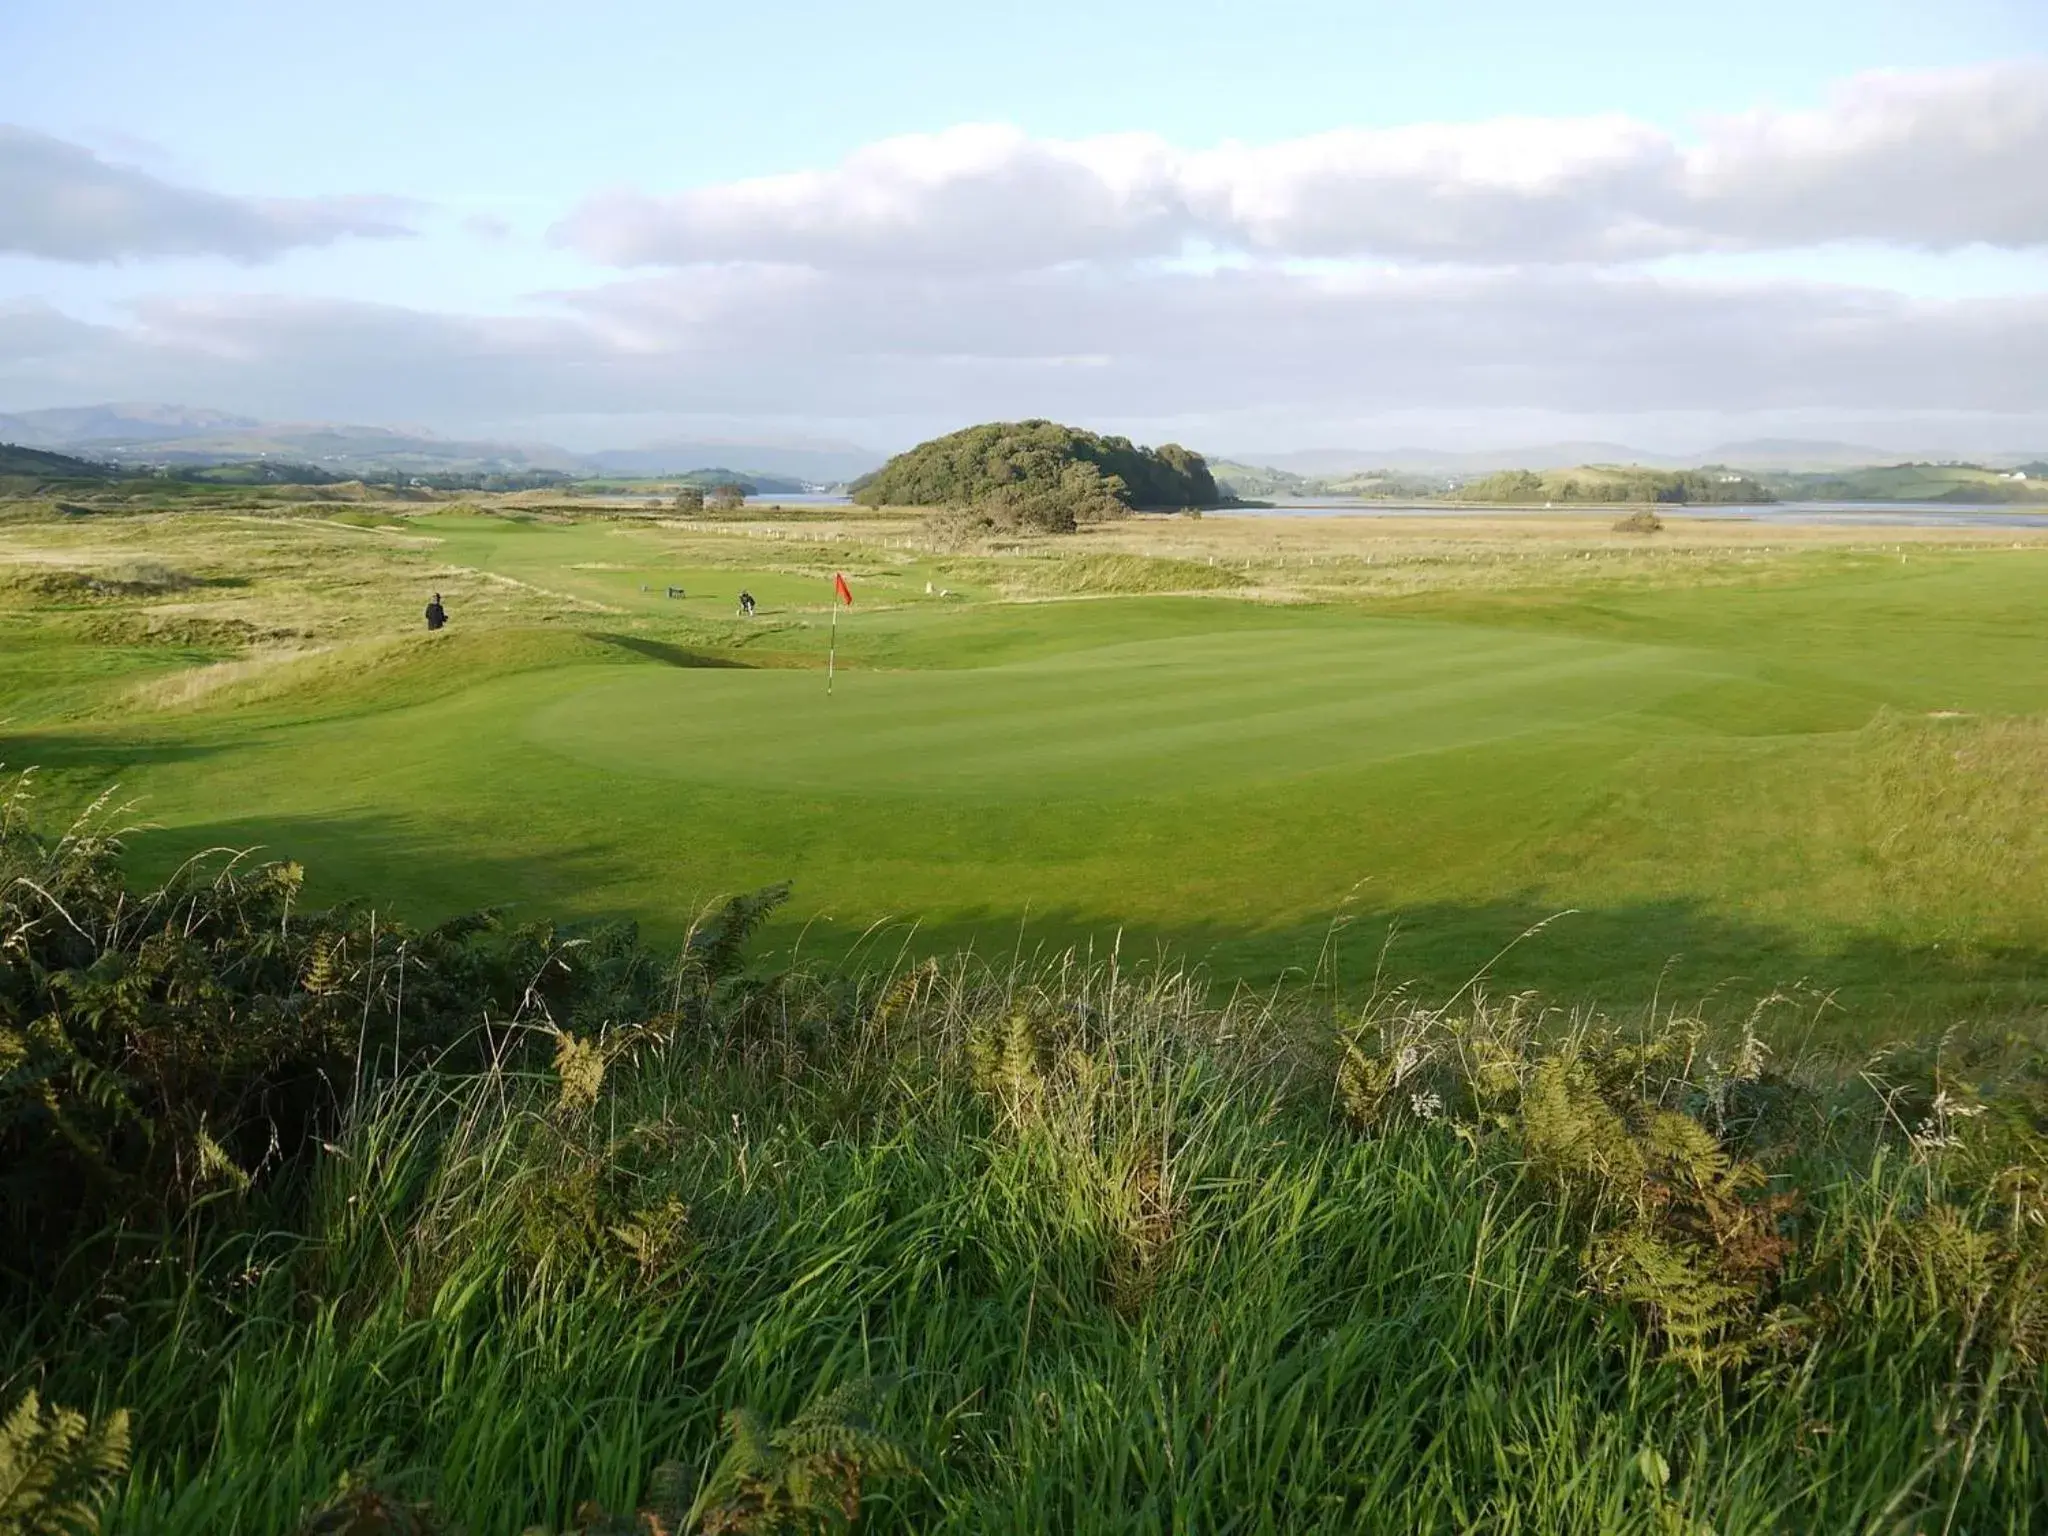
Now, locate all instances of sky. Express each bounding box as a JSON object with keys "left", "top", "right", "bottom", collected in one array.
[{"left": 3, "top": 0, "right": 2046, "bottom": 457}]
